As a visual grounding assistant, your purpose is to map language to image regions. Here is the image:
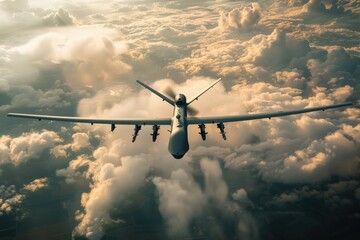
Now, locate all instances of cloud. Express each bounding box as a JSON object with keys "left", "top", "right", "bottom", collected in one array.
[
  {"left": 271, "top": 192, "right": 300, "bottom": 206},
  {"left": 200, "top": 158, "right": 229, "bottom": 204},
  {"left": 199, "top": 158, "right": 259, "bottom": 239},
  {"left": 241, "top": 28, "right": 311, "bottom": 68},
  {"left": 23, "top": 177, "right": 49, "bottom": 192},
  {"left": 153, "top": 157, "right": 258, "bottom": 238},
  {"left": 153, "top": 169, "right": 204, "bottom": 237},
  {"left": 0, "top": 0, "right": 359, "bottom": 239},
  {"left": 0, "top": 185, "right": 25, "bottom": 216},
  {"left": 260, "top": 124, "right": 360, "bottom": 183},
  {"left": 0, "top": 1, "right": 79, "bottom": 36},
  {"left": 233, "top": 188, "right": 249, "bottom": 204},
  {"left": 56, "top": 154, "right": 92, "bottom": 183},
  {"left": 219, "top": 3, "right": 261, "bottom": 31},
  {"left": 0, "top": 85, "right": 70, "bottom": 111},
  {"left": 1, "top": 28, "right": 130, "bottom": 90},
  {"left": 169, "top": 28, "right": 314, "bottom": 77},
  {"left": 302, "top": 0, "right": 348, "bottom": 15},
  {"left": 0, "top": 0, "right": 29, "bottom": 12},
  {"left": 288, "top": 0, "right": 308, "bottom": 6},
  {"left": 295, "top": 115, "right": 337, "bottom": 139},
  {"left": 0, "top": 78, "right": 10, "bottom": 91},
  {"left": 275, "top": 69, "right": 307, "bottom": 89},
  {"left": 51, "top": 132, "right": 91, "bottom": 158},
  {"left": 74, "top": 75, "right": 357, "bottom": 186},
  {"left": 270, "top": 179, "right": 360, "bottom": 211},
  {"left": 307, "top": 47, "right": 358, "bottom": 90},
  {"left": 68, "top": 70, "right": 357, "bottom": 238},
  {"left": 42, "top": 8, "right": 77, "bottom": 26},
  {"left": 51, "top": 144, "right": 69, "bottom": 158},
  {"left": 0, "top": 130, "right": 62, "bottom": 166},
  {"left": 1, "top": 178, "right": 52, "bottom": 216},
  {"left": 71, "top": 132, "right": 90, "bottom": 152},
  {"left": 0, "top": 136, "right": 11, "bottom": 166},
  {"left": 74, "top": 154, "right": 149, "bottom": 240}
]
